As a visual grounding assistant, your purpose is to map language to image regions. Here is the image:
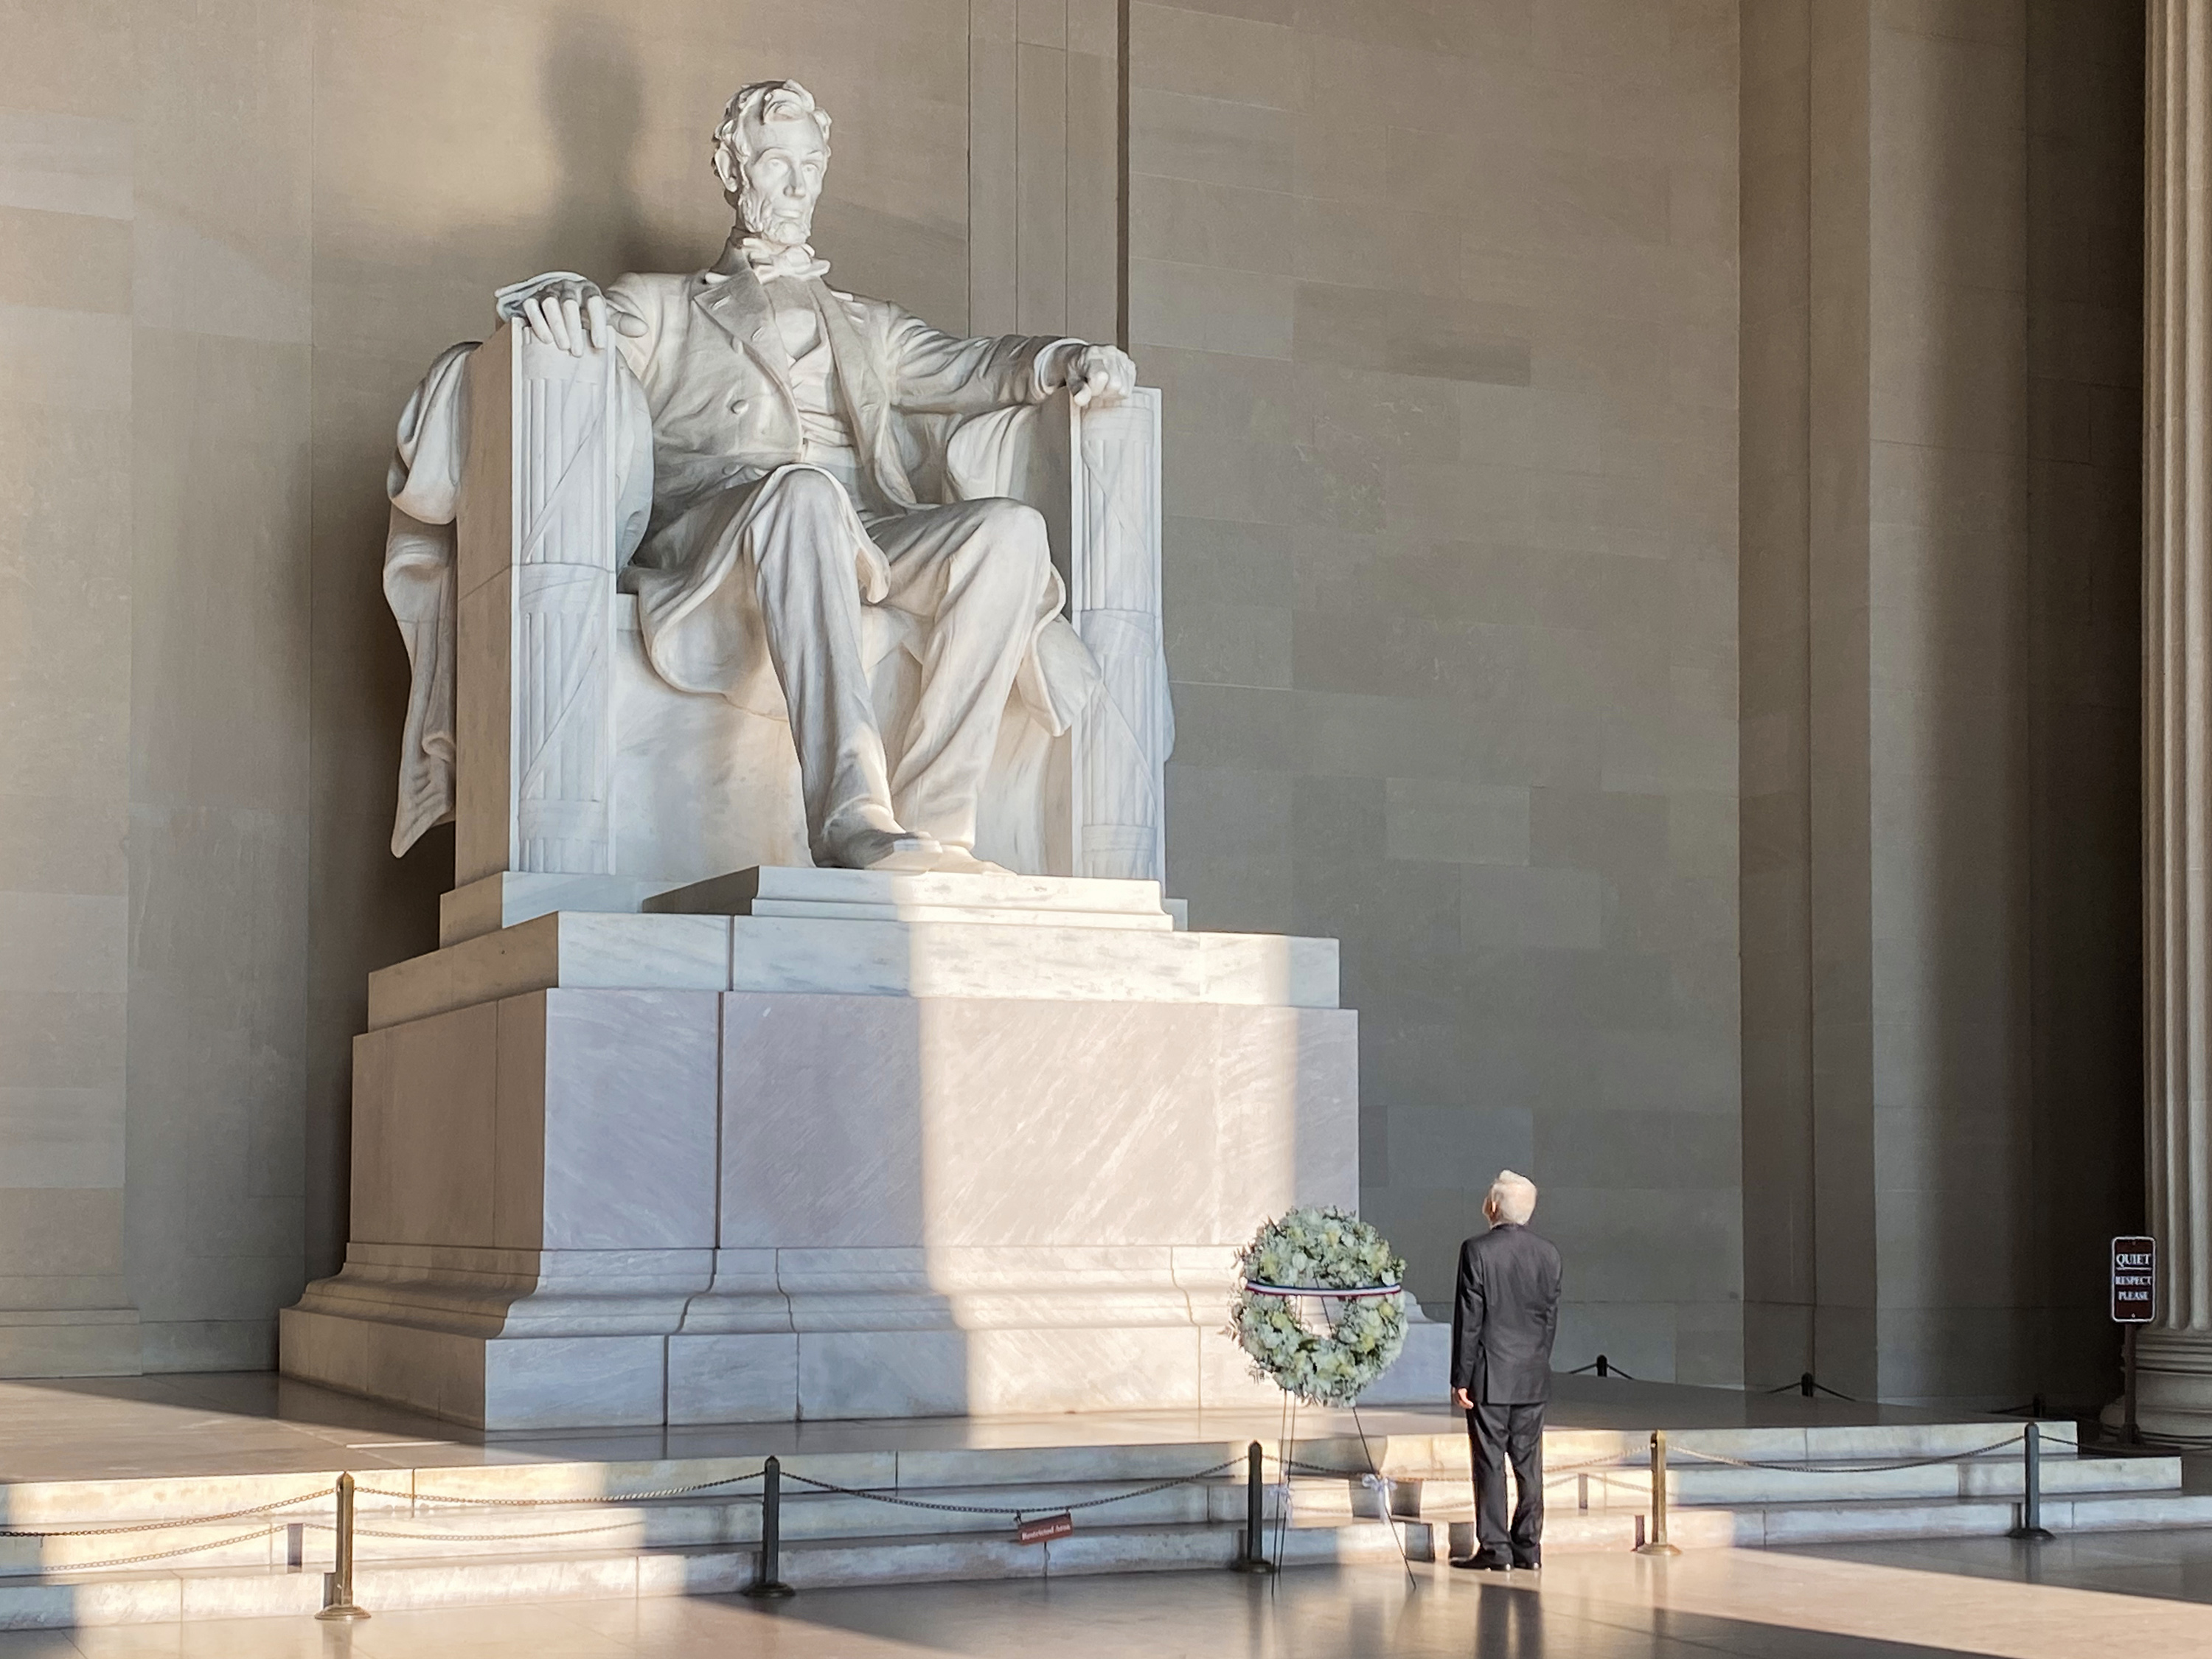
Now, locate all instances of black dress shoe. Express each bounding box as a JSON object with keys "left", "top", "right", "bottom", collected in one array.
[
  {"left": 1512, "top": 1552, "right": 1541, "bottom": 1570},
  {"left": 1450, "top": 1551, "right": 1514, "bottom": 1571}
]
